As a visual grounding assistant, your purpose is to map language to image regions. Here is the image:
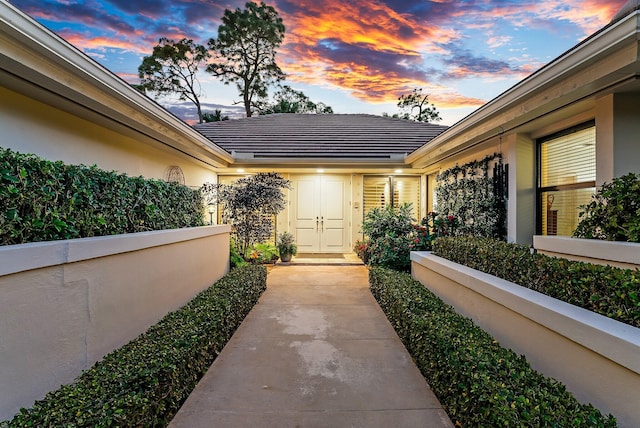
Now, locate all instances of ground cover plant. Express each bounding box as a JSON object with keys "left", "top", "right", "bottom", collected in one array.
[
  {"left": 1, "top": 148, "right": 204, "bottom": 245},
  {"left": 3, "top": 265, "right": 267, "bottom": 427},
  {"left": 433, "top": 237, "right": 640, "bottom": 328},
  {"left": 369, "top": 267, "right": 617, "bottom": 427}
]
